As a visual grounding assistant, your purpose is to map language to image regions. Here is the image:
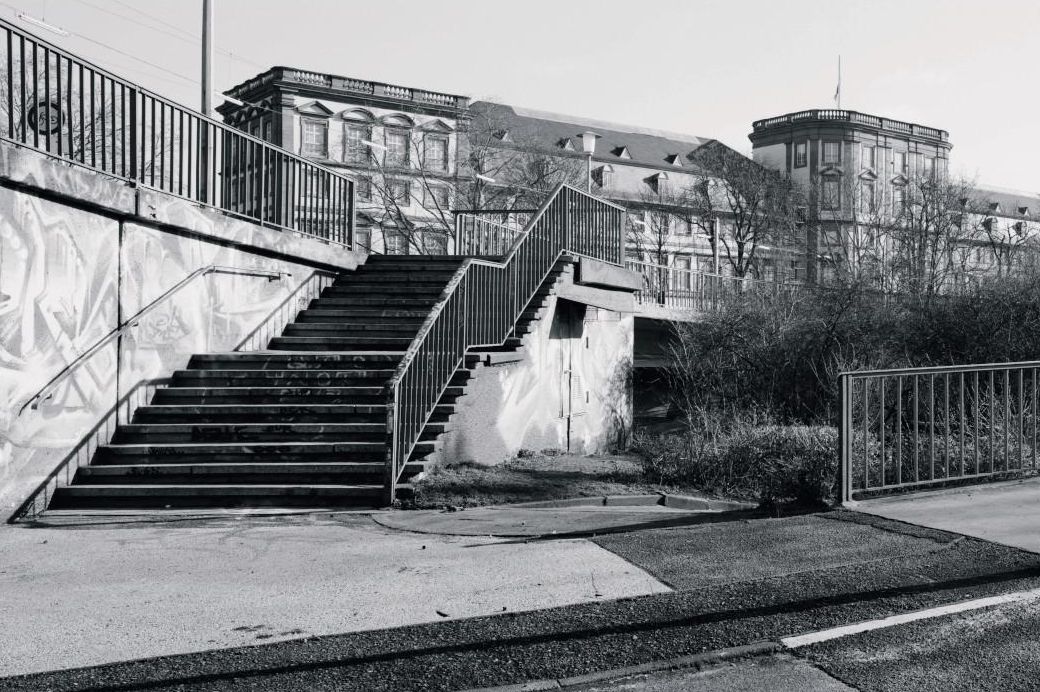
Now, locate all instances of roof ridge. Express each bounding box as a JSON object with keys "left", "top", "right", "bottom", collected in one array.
[{"left": 491, "top": 102, "right": 707, "bottom": 145}]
